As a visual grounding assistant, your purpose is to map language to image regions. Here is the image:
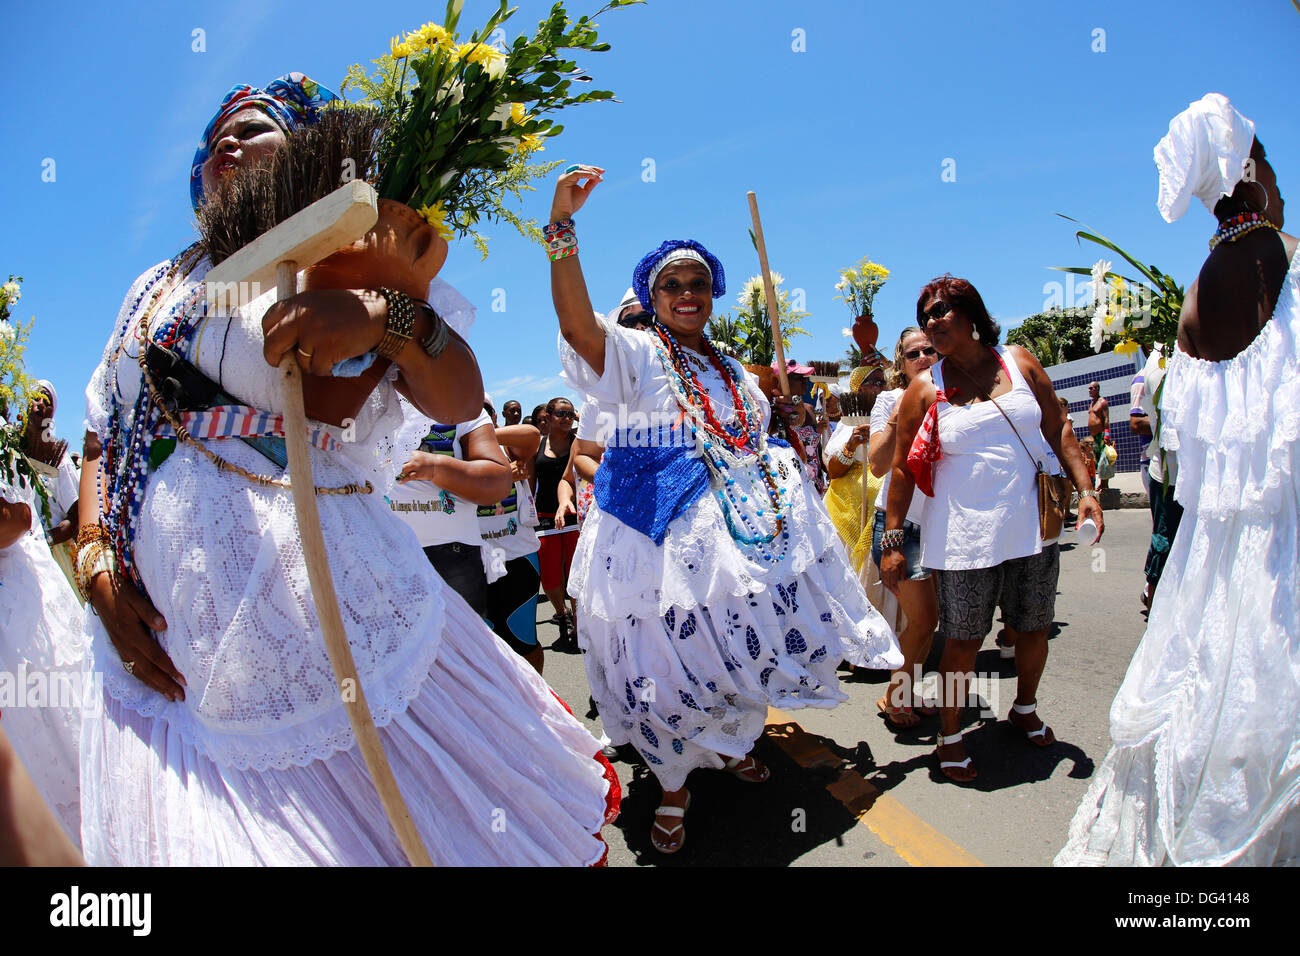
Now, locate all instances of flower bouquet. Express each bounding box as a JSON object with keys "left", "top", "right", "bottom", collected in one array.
[
  {"left": 1050, "top": 216, "right": 1184, "bottom": 359},
  {"left": 342, "top": 0, "right": 636, "bottom": 256},
  {"left": 0, "top": 276, "right": 52, "bottom": 522}
]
